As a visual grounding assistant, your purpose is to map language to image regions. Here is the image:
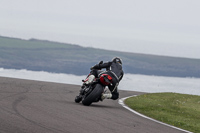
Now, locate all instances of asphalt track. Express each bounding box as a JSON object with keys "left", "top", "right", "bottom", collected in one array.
[{"left": 0, "top": 77, "right": 186, "bottom": 133}]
